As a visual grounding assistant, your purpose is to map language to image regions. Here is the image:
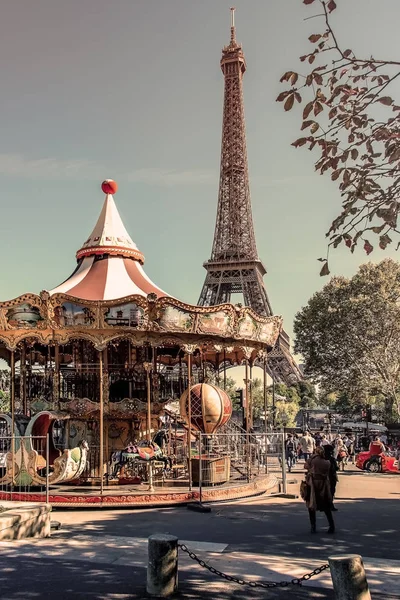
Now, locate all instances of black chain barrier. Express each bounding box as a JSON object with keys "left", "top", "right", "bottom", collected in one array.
[{"left": 178, "top": 543, "right": 329, "bottom": 589}]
